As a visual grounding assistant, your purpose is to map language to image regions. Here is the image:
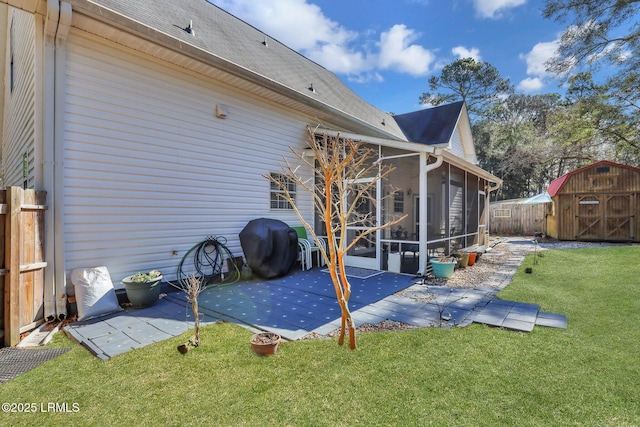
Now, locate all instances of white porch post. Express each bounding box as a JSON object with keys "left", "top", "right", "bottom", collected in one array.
[
  {"left": 375, "top": 145, "right": 382, "bottom": 269},
  {"left": 418, "top": 152, "right": 428, "bottom": 274}
]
